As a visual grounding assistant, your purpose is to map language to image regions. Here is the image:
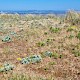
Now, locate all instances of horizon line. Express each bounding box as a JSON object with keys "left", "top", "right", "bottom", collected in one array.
[{"left": 0, "top": 9, "right": 80, "bottom": 11}]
